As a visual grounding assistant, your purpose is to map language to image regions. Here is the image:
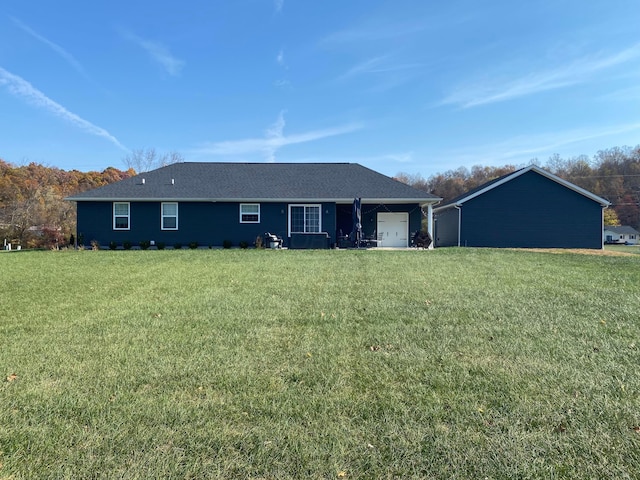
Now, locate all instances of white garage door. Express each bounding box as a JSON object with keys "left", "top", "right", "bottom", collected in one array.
[{"left": 377, "top": 212, "right": 409, "bottom": 247}]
